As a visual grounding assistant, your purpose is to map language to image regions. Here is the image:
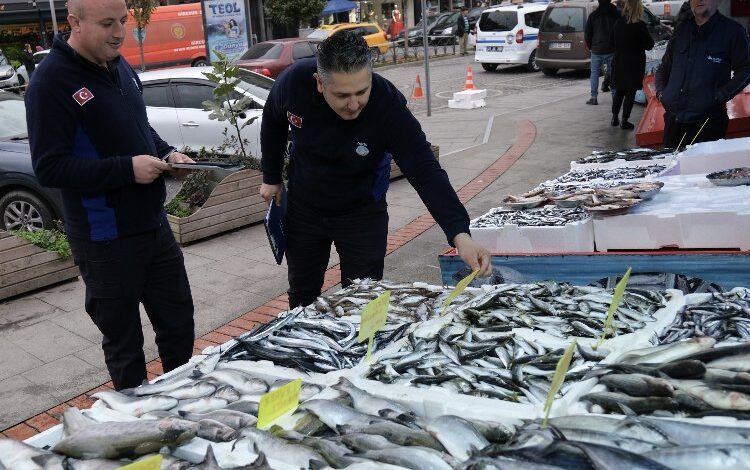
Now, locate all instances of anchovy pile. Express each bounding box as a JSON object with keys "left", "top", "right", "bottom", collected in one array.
[
  {"left": 471, "top": 206, "right": 589, "bottom": 228},
  {"left": 583, "top": 338, "right": 750, "bottom": 419},
  {"left": 458, "top": 283, "right": 665, "bottom": 338},
  {"left": 575, "top": 147, "right": 673, "bottom": 164},
  {"left": 367, "top": 328, "right": 598, "bottom": 404},
  {"left": 551, "top": 164, "right": 666, "bottom": 184},
  {"left": 222, "top": 309, "right": 410, "bottom": 372},
  {"left": 313, "top": 279, "right": 451, "bottom": 323},
  {"left": 654, "top": 289, "right": 750, "bottom": 344}
]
